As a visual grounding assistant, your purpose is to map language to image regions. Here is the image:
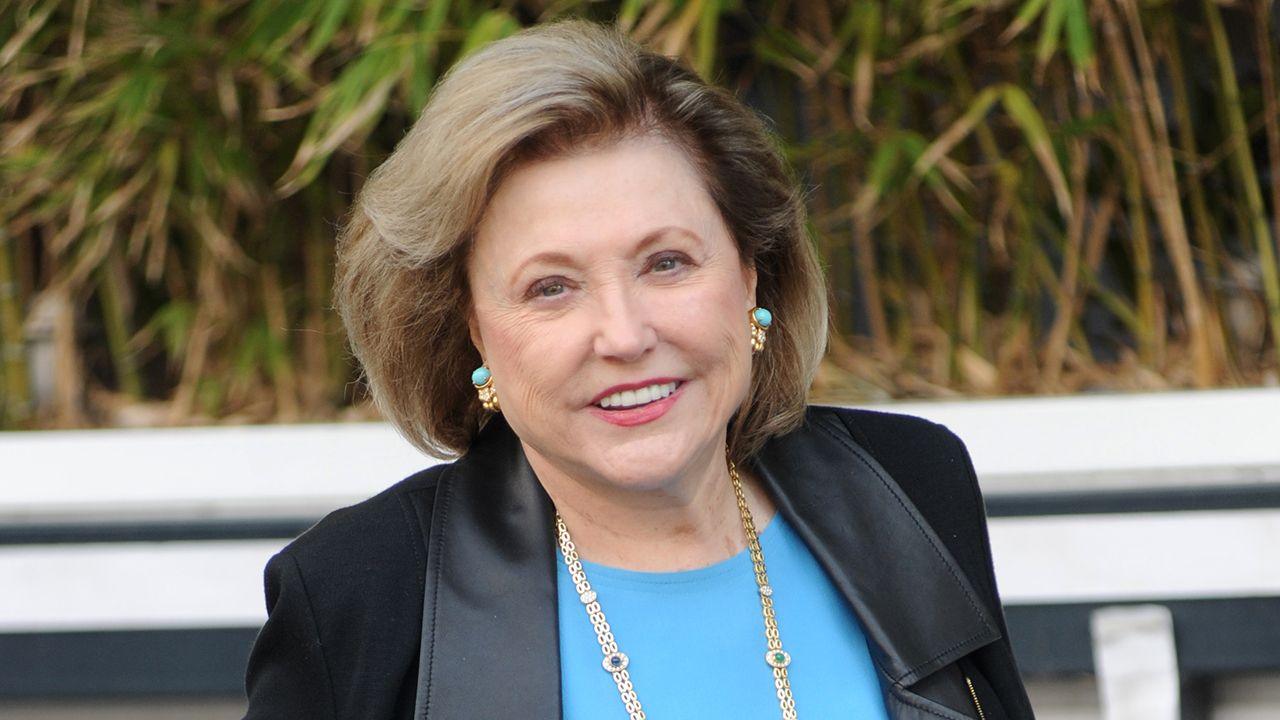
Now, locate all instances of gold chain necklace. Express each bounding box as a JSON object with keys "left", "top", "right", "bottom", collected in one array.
[{"left": 553, "top": 458, "right": 798, "bottom": 719}]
